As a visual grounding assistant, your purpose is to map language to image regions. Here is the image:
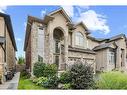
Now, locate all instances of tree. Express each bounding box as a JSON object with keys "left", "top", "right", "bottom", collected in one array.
[{"left": 18, "top": 56, "right": 25, "bottom": 64}]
